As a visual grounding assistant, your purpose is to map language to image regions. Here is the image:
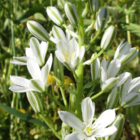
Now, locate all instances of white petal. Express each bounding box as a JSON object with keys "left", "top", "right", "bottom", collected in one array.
[
  {"left": 100, "top": 67, "right": 107, "bottom": 83},
  {"left": 94, "top": 126, "right": 117, "bottom": 137},
  {"left": 27, "top": 58, "right": 41, "bottom": 79},
  {"left": 79, "top": 46, "right": 85, "bottom": 63},
  {"left": 52, "top": 25, "right": 67, "bottom": 42},
  {"left": 94, "top": 109, "right": 116, "bottom": 128},
  {"left": 91, "top": 53, "right": 100, "bottom": 80},
  {"left": 10, "top": 60, "right": 26, "bottom": 65},
  {"left": 101, "top": 58, "right": 109, "bottom": 71},
  {"left": 58, "top": 111, "right": 85, "bottom": 131},
  {"left": 56, "top": 40, "right": 69, "bottom": 54},
  {"left": 55, "top": 50, "right": 65, "bottom": 63},
  {"left": 41, "top": 54, "right": 53, "bottom": 84},
  {"left": 30, "top": 37, "right": 43, "bottom": 65},
  {"left": 9, "top": 85, "right": 34, "bottom": 93},
  {"left": 50, "top": 36, "right": 57, "bottom": 44},
  {"left": 115, "top": 72, "right": 131, "bottom": 87},
  {"left": 10, "top": 76, "right": 30, "bottom": 87},
  {"left": 11, "top": 56, "right": 28, "bottom": 65},
  {"left": 65, "top": 132, "right": 83, "bottom": 140},
  {"left": 114, "top": 39, "right": 125, "bottom": 59},
  {"left": 40, "top": 41, "right": 49, "bottom": 64},
  {"left": 26, "top": 48, "right": 34, "bottom": 58},
  {"left": 82, "top": 97, "right": 95, "bottom": 124},
  {"left": 29, "top": 79, "right": 44, "bottom": 92},
  {"left": 129, "top": 77, "right": 140, "bottom": 93},
  {"left": 107, "top": 59, "right": 121, "bottom": 78},
  {"left": 102, "top": 77, "right": 119, "bottom": 91},
  {"left": 85, "top": 136, "right": 96, "bottom": 140},
  {"left": 69, "top": 38, "right": 78, "bottom": 56}
]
